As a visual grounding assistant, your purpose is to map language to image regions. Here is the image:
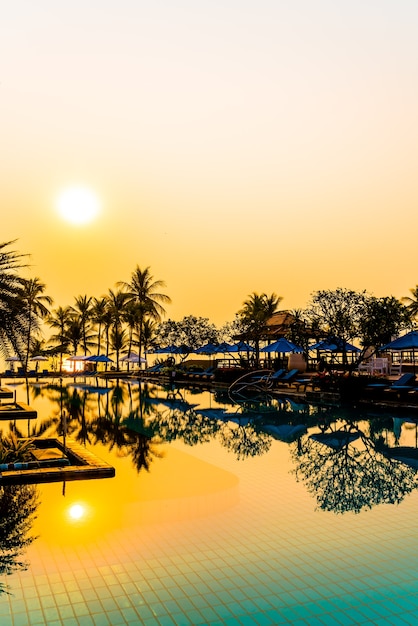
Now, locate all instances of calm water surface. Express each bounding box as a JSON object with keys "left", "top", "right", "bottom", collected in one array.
[{"left": 1, "top": 378, "right": 418, "bottom": 625}]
